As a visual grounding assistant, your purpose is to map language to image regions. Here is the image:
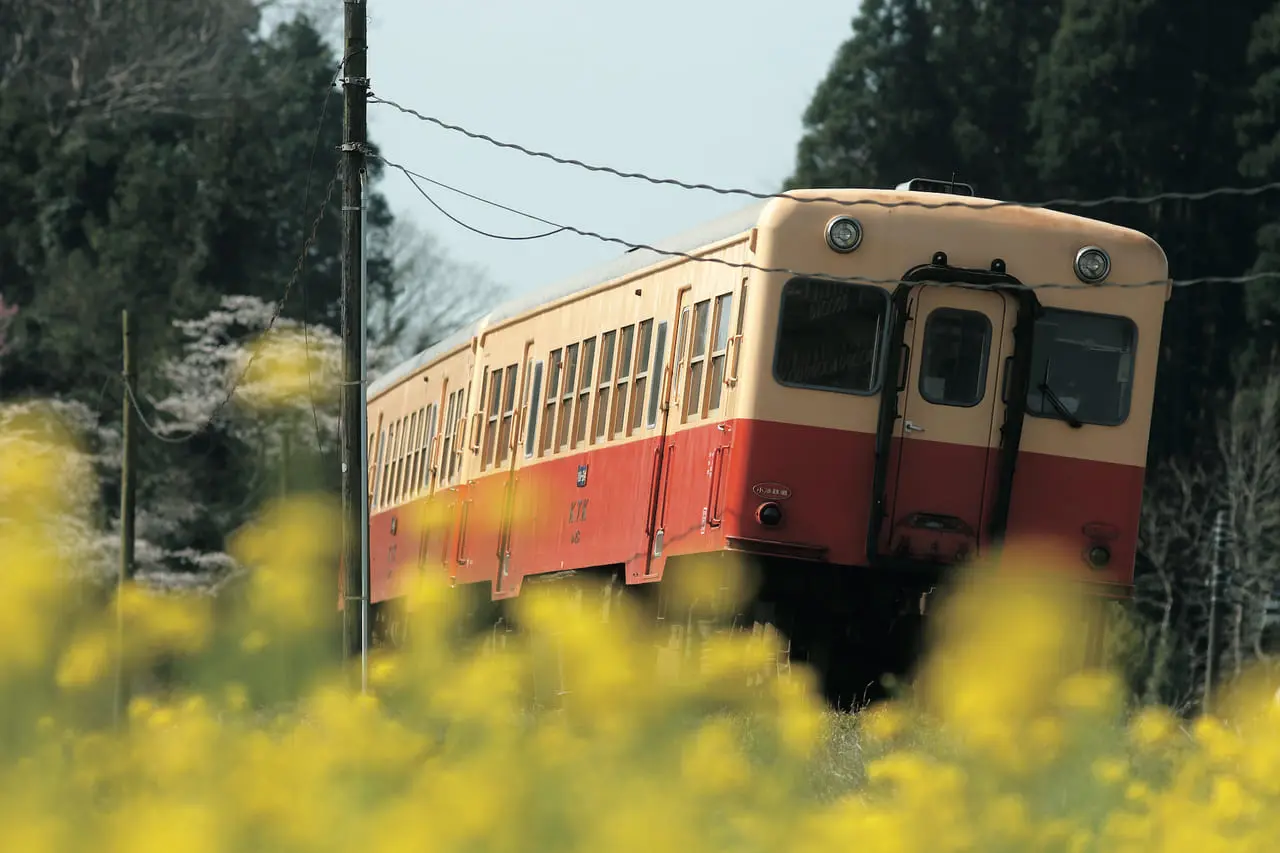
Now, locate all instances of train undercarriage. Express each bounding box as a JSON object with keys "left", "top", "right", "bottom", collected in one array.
[{"left": 367, "top": 554, "right": 951, "bottom": 711}]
